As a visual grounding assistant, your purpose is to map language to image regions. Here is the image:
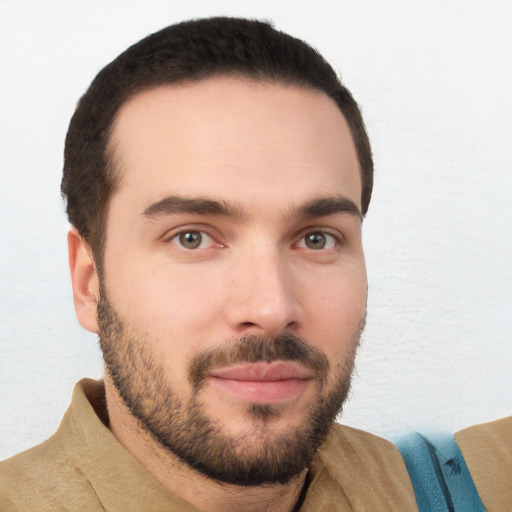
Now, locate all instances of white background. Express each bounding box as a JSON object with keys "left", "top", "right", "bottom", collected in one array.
[{"left": 1, "top": 0, "right": 511, "bottom": 461}]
